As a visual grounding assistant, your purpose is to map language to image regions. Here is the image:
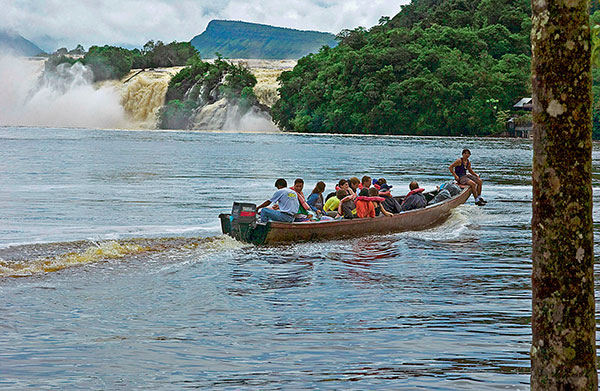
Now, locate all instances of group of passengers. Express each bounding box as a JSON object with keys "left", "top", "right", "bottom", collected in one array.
[
  {"left": 256, "top": 149, "right": 485, "bottom": 224},
  {"left": 257, "top": 175, "right": 432, "bottom": 224}
]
